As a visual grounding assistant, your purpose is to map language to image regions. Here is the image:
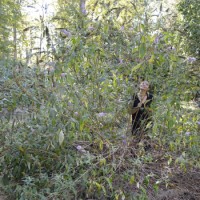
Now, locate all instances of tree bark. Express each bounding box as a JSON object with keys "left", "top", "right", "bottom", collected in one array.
[{"left": 13, "top": 26, "right": 17, "bottom": 61}]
